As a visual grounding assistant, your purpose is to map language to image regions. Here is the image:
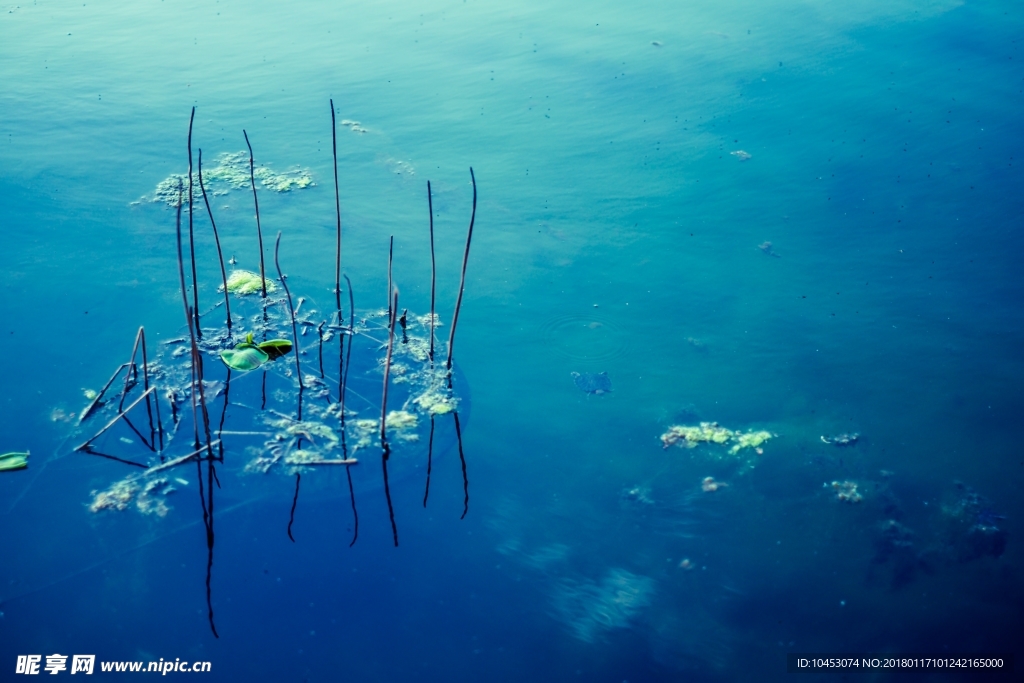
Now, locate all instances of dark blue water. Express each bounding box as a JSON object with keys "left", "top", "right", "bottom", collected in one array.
[{"left": 3, "top": 0, "right": 1023, "bottom": 680}]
